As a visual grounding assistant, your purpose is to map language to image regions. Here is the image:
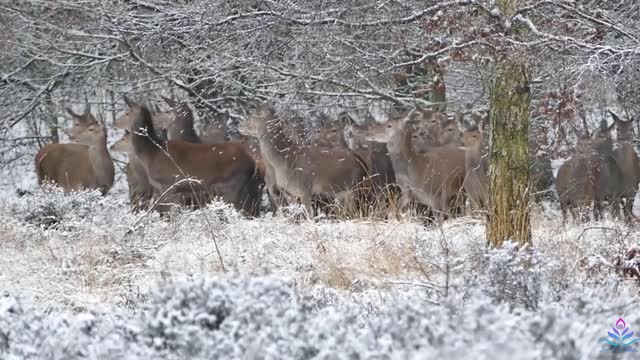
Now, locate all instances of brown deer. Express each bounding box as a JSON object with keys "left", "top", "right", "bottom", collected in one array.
[
  {"left": 344, "top": 120, "right": 397, "bottom": 189},
  {"left": 157, "top": 96, "right": 201, "bottom": 143},
  {"left": 460, "top": 114, "right": 489, "bottom": 211},
  {"left": 129, "top": 103, "right": 262, "bottom": 216},
  {"left": 556, "top": 121, "right": 623, "bottom": 223},
  {"left": 528, "top": 126, "right": 555, "bottom": 199},
  {"left": 201, "top": 111, "right": 230, "bottom": 144},
  {"left": 409, "top": 111, "right": 462, "bottom": 154},
  {"left": 365, "top": 107, "right": 466, "bottom": 220},
  {"left": 115, "top": 95, "right": 170, "bottom": 144},
  {"left": 110, "top": 131, "right": 154, "bottom": 212},
  {"left": 238, "top": 103, "right": 368, "bottom": 218},
  {"left": 609, "top": 110, "right": 640, "bottom": 223},
  {"left": 35, "top": 105, "right": 115, "bottom": 195},
  {"left": 308, "top": 113, "right": 349, "bottom": 149}
]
